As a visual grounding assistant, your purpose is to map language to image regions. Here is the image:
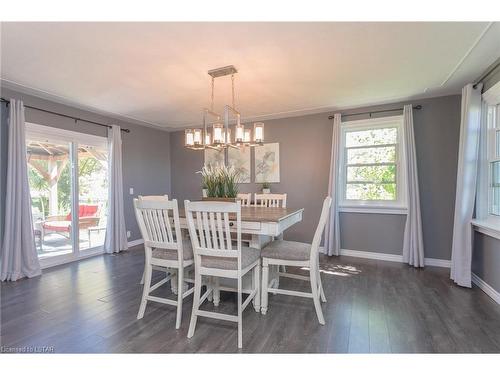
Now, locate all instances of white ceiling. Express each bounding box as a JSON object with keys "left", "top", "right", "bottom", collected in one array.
[{"left": 1, "top": 22, "right": 500, "bottom": 130}]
